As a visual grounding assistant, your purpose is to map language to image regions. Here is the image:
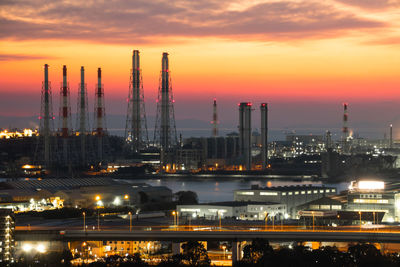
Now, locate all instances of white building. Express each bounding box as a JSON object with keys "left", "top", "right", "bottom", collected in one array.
[{"left": 177, "top": 201, "right": 286, "bottom": 221}]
